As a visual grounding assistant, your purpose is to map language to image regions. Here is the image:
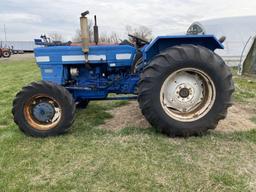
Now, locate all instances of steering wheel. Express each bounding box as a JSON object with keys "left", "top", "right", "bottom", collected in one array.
[{"left": 128, "top": 34, "right": 150, "bottom": 44}]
